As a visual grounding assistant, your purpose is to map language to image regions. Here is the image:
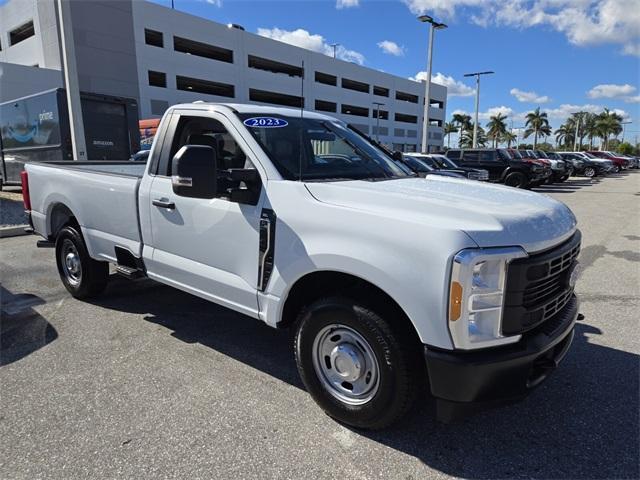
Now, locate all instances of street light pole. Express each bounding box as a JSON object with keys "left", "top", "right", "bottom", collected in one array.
[
  {"left": 621, "top": 121, "right": 632, "bottom": 144},
  {"left": 418, "top": 15, "right": 447, "bottom": 153},
  {"left": 373, "top": 102, "right": 385, "bottom": 141},
  {"left": 330, "top": 43, "right": 339, "bottom": 58},
  {"left": 572, "top": 111, "right": 585, "bottom": 151},
  {"left": 463, "top": 71, "right": 494, "bottom": 148}
]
